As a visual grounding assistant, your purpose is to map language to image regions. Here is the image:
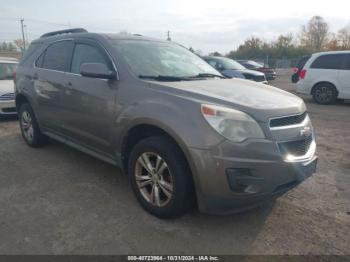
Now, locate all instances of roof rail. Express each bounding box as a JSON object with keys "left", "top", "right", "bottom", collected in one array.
[{"left": 40, "top": 28, "right": 88, "bottom": 38}]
